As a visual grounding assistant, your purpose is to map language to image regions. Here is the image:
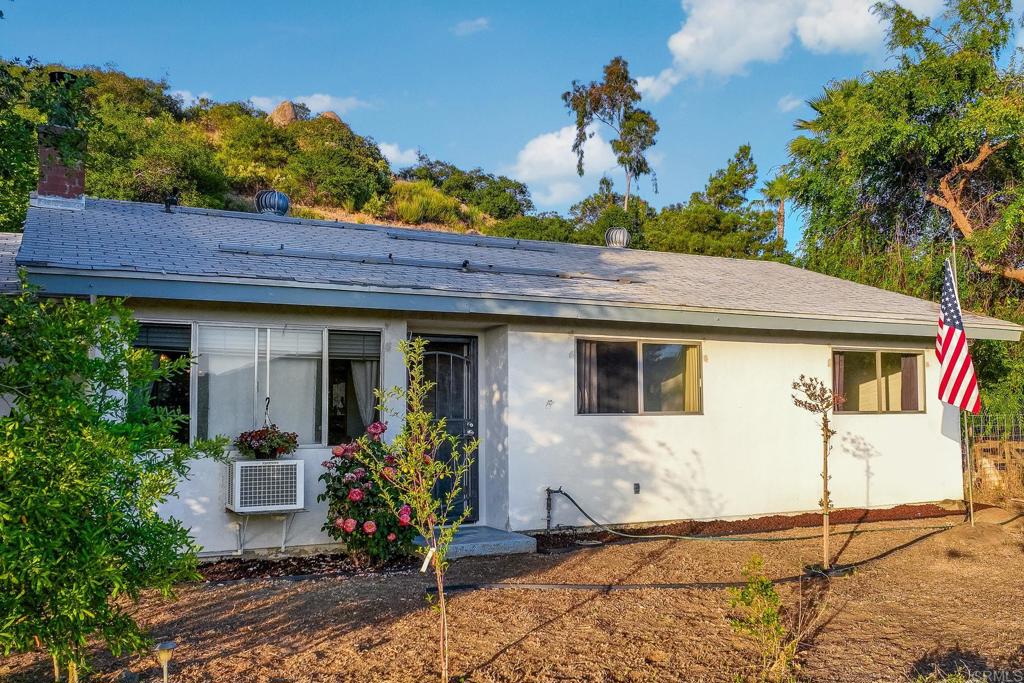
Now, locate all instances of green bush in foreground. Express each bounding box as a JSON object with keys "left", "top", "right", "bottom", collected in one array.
[{"left": 0, "top": 280, "right": 226, "bottom": 681}]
